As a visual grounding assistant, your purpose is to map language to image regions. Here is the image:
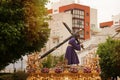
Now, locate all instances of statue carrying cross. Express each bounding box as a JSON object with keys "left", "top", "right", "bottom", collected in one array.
[{"left": 39, "top": 22, "right": 84, "bottom": 60}]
